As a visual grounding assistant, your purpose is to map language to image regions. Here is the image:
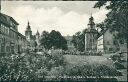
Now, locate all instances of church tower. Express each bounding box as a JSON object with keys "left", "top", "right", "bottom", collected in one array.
[
  {"left": 25, "top": 21, "right": 32, "bottom": 41},
  {"left": 35, "top": 30, "right": 40, "bottom": 46},
  {"left": 85, "top": 15, "right": 98, "bottom": 52}
]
